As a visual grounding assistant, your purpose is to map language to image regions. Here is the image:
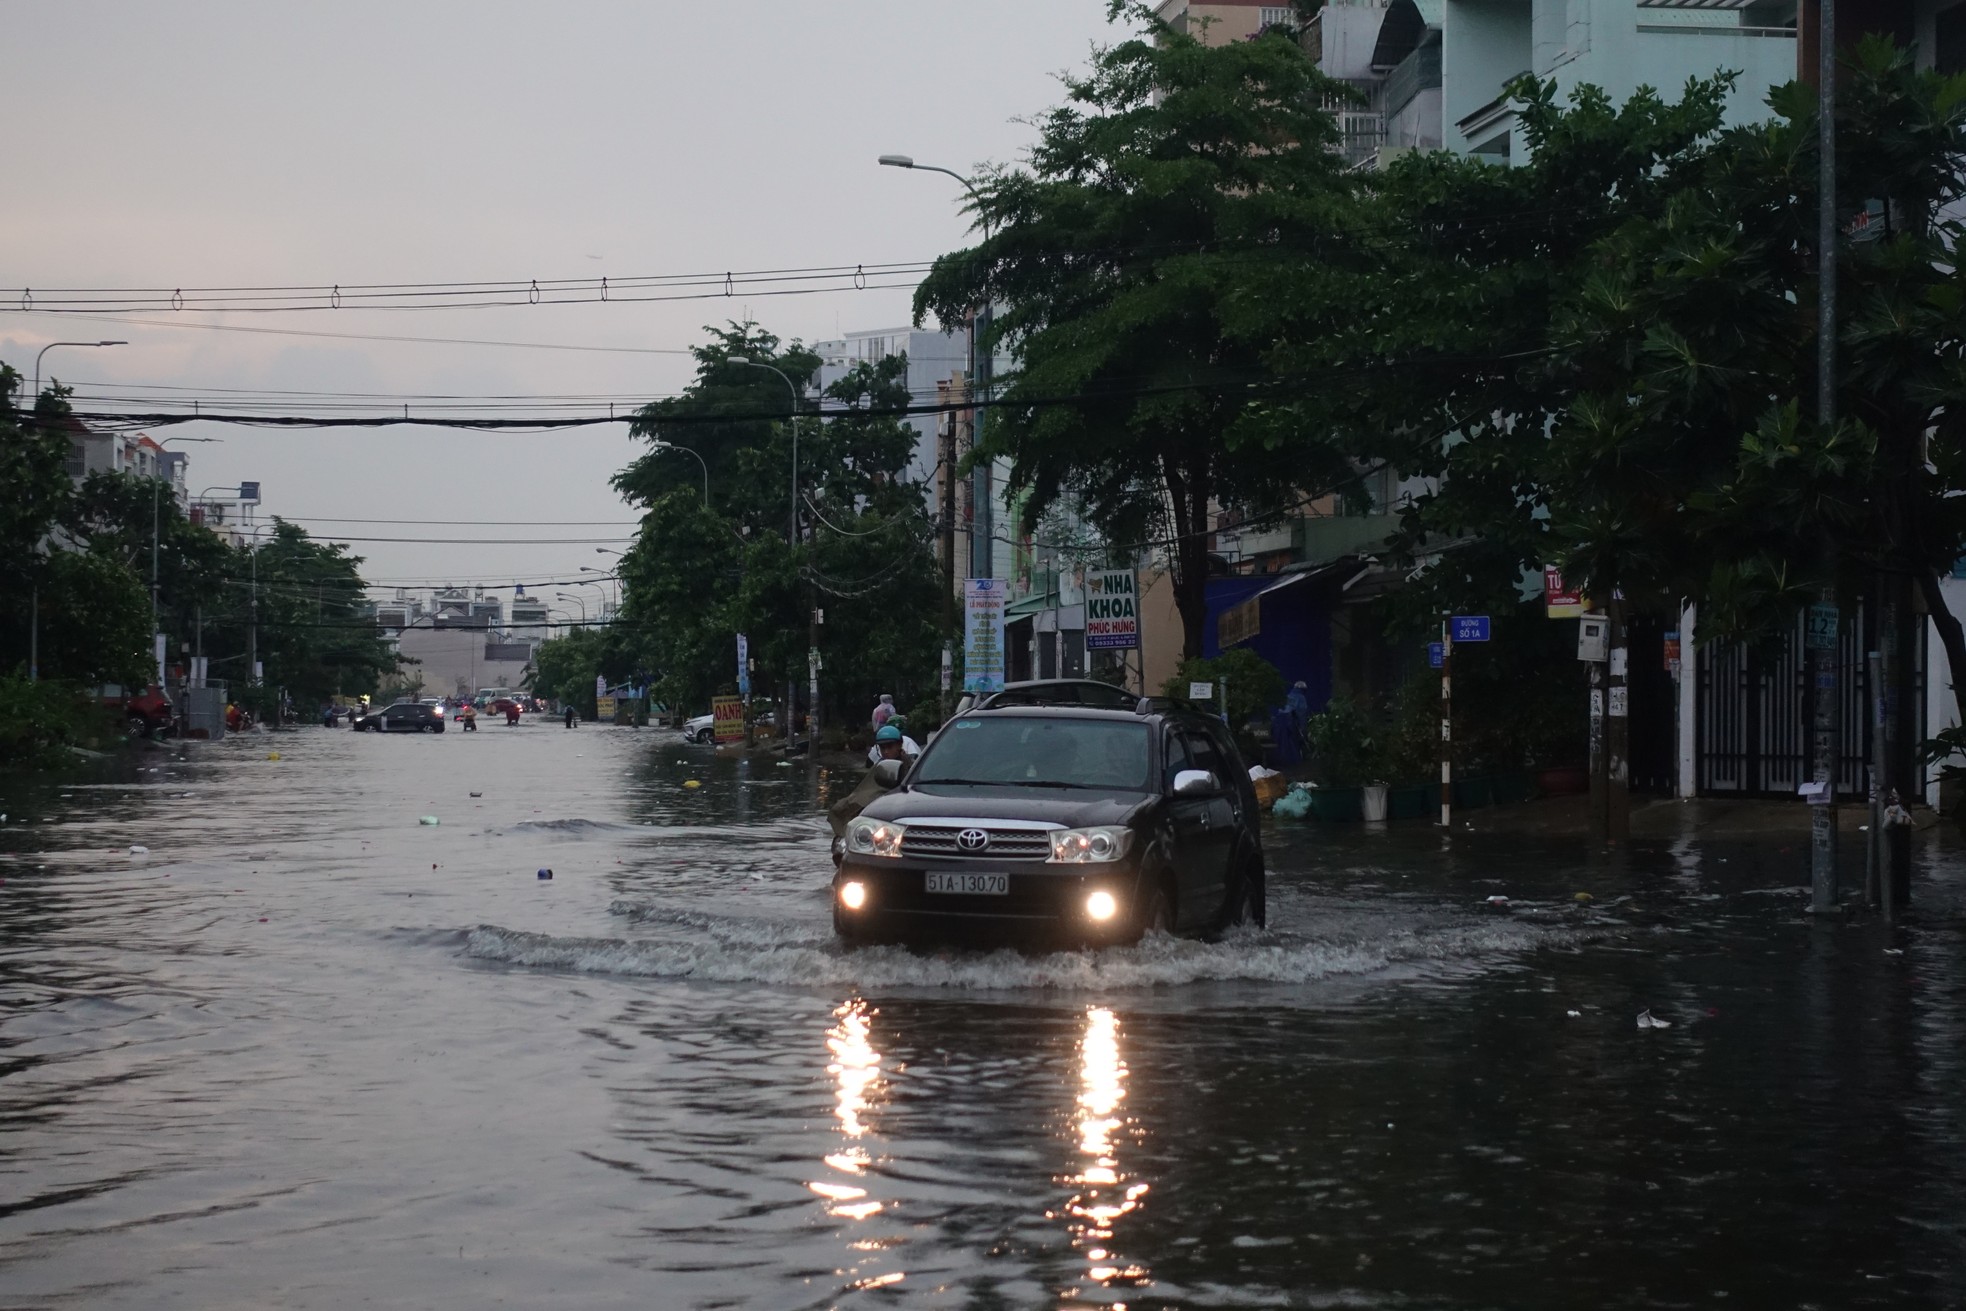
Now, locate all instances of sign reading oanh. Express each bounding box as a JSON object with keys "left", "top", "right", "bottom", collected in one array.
[
  {"left": 712, "top": 694, "right": 744, "bottom": 744},
  {"left": 1085, "top": 569, "right": 1140, "bottom": 650}
]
